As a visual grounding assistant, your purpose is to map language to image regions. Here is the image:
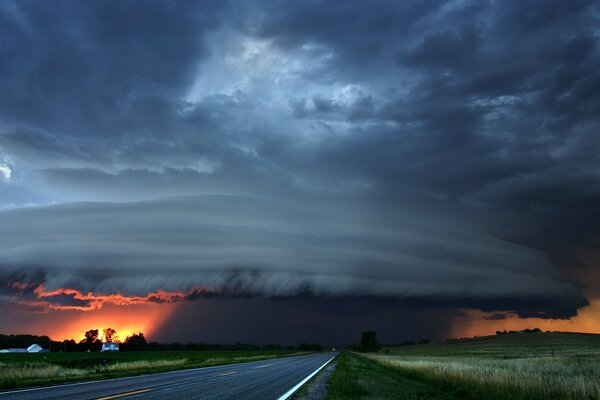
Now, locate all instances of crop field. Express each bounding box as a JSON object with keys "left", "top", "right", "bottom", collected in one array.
[
  {"left": 0, "top": 349, "right": 303, "bottom": 390},
  {"left": 328, "top": 332, "right": 600, "bottom": 400}
]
